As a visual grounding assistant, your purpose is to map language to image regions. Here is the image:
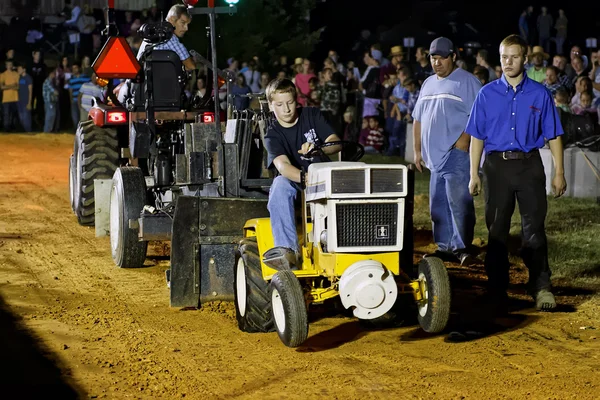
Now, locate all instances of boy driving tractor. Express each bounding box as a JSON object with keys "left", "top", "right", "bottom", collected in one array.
[{"left": 263, "top": 78, "right": 342, "bottom": 268}]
